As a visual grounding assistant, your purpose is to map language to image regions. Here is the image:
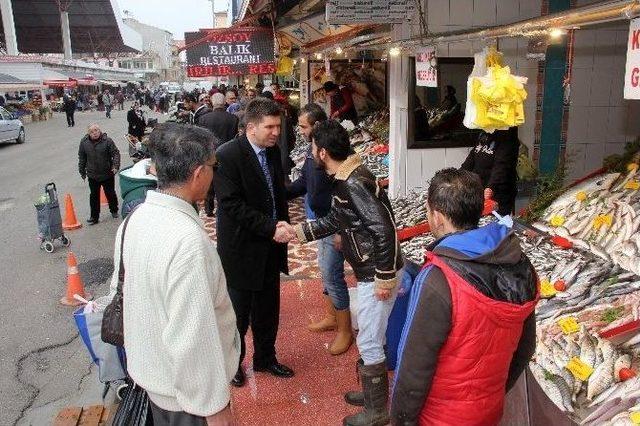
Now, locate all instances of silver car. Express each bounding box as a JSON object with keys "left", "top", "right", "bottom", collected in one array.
[{"left": 0, "top": 106, "right": 25, "bottom": 144}]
